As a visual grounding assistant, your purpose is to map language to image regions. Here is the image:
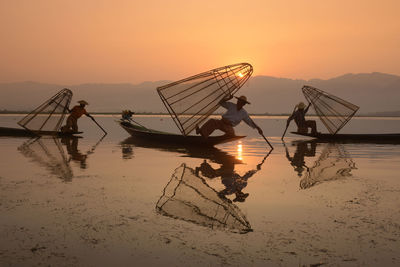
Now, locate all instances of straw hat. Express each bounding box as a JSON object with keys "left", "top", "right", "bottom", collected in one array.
[
  {"left": 235, "top": 95, "right": 250, "bottom": 104},
  {"left": 297, "top": 102, "right": 306, "bottom": 109},
  {"left": 78, "top": 100, "right": 89, "bottom": 105}
]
